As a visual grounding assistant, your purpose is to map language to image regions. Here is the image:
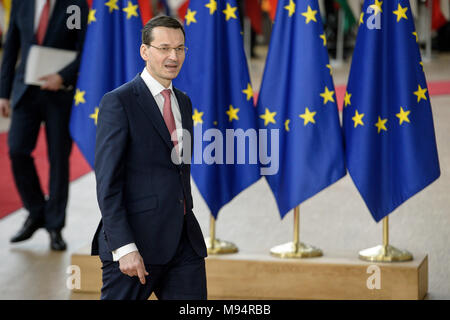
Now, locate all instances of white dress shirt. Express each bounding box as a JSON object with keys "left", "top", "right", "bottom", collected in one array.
[
  {"left": 140, "top": 67, "right": 183, "bottom": 153},
  {"left": 34, "top": 0, "right": 55, "bottom": 32},
  {"left": 111, "top": 67, "right": 184, "bottom": 261}
]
